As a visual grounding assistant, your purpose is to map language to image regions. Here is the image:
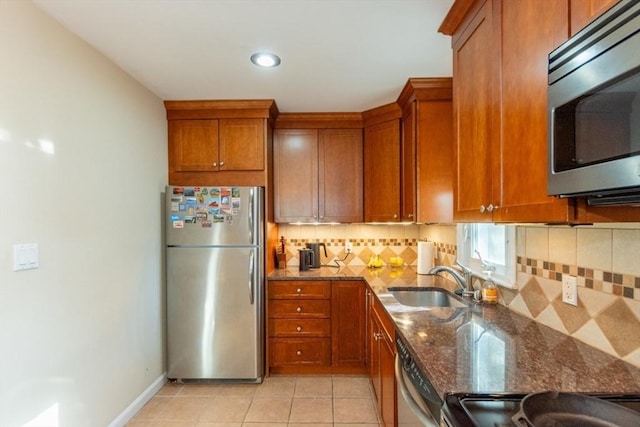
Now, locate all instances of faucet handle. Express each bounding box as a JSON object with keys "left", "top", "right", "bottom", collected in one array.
[
  {"left": 455, "top": 259, "right": 472, "bottom": 273},
  {"left": 474, "top": 250, "right": 495, "bottom": 272}
]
